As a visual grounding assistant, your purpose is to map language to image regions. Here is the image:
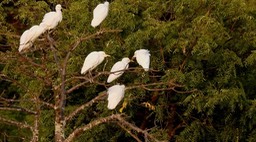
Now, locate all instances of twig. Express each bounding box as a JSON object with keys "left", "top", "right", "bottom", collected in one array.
[
  {"left": 66, "top": 72, "right": 105, "bottom": 94},
  {"left": 64, "top": 92, "right": 107, "bottom": 122},
  {"left": 117, "top": 122, "right": 142, "bottom": 142},
  {"left": 64, "top": 114, "right": 124, "bottom": 142},
  {"left": 115, "top": 115, "right": 167, "bottom": 142},
  {"left": 0, "top": 107, "right": 37, "bottom": 115},
  {"left": 0, "top": 97, "right": 54, "bottom": 109},
  {"left": 171, "top": 88, "right": 197, "bottom": 94},
  {"left": 0, "top": 116, "right": 32, "bottom": 130},
  {"left": 17, "top": 53, "right": 44, "bottom": 68}
]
